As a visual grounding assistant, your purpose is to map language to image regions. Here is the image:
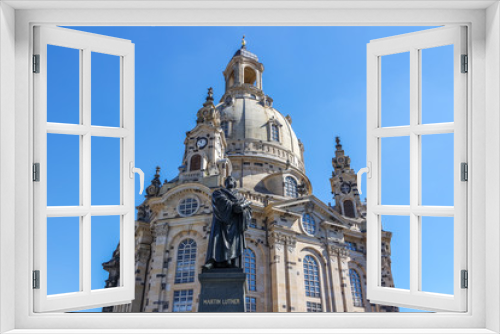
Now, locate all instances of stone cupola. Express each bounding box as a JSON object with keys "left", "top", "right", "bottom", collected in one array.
[{"left": 222, "top": 36, "right": 264, "bottom": 96}]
